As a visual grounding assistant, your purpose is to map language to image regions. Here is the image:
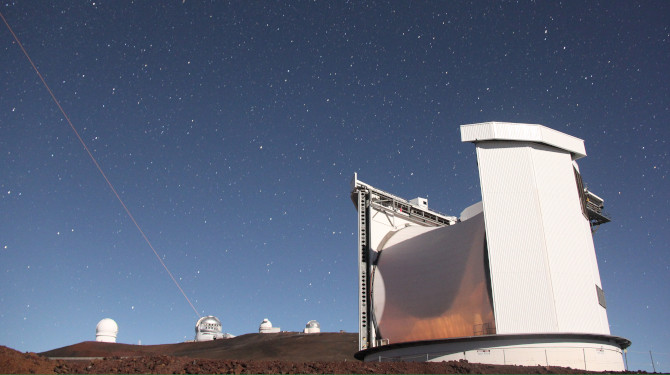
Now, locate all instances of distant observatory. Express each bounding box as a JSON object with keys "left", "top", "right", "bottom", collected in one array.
[
  {"left": 95, "top": 318, "right": 118, "bottom": 343},
  {"left": 194, "top": 316, "right": 234, "bottom": 341},
  {"left": 259, "top": 318, "right": 281, "bottom": 333},
  {"left": 303, "top": 320, "right": 321, "bottom": 334},
  {"left": 351, "top": 122, "right": 630, "bottom": 371}
]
